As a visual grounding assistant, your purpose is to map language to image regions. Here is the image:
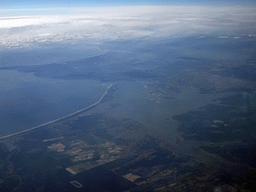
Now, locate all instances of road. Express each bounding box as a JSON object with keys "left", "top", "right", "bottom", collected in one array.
[{"left": 0, "top": 84, "right": 113, "bottom": 140}]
